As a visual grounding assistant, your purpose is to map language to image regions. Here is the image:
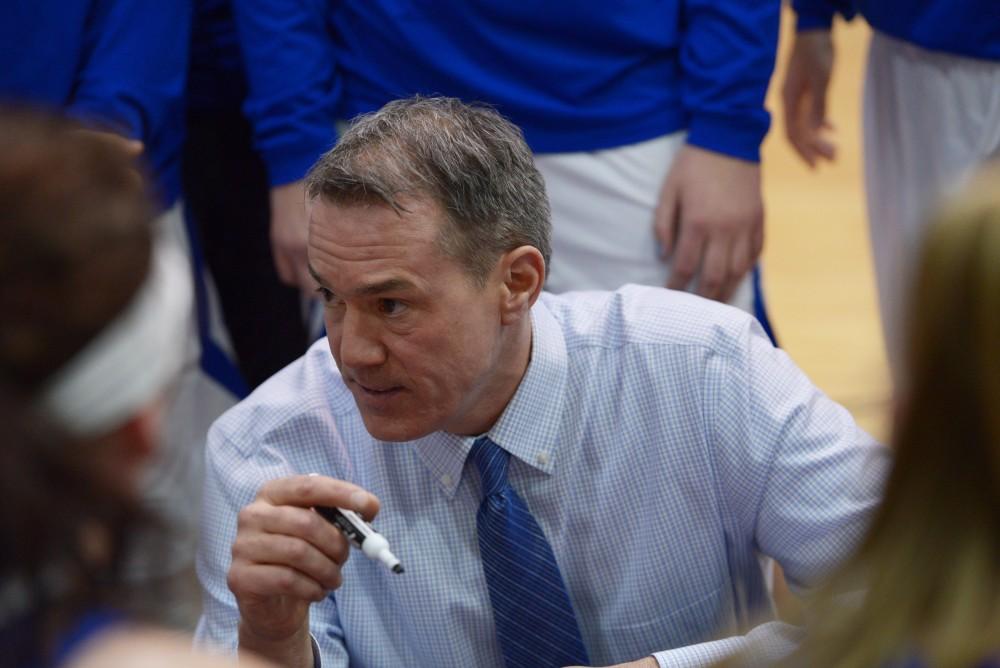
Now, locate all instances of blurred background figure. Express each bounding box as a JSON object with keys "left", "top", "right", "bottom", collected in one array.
[
  {"left": 782, "top": 0, "right": 1000, "bottom": 374},
  {"left": 783, "top": 163, "right": 1000, "bottom": 667},
  {"left": 233, "top": 0, "right": 780, "bottom": 333},
  {"left": 0, "top": 111, "right": 272, "bottom": 668},
  {"left": 183, "top": 0, "right": 312, "bottom": 390},
  {"left": 0, "top": 1, "right": 244, "bottom": 627}
]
